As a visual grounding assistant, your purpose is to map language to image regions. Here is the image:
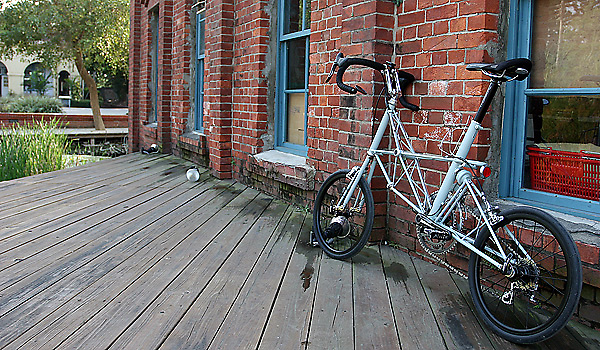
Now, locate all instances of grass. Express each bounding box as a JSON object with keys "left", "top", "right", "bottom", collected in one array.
[{"left": 0, "top": 119, "right": 69, "bottom": 181}]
